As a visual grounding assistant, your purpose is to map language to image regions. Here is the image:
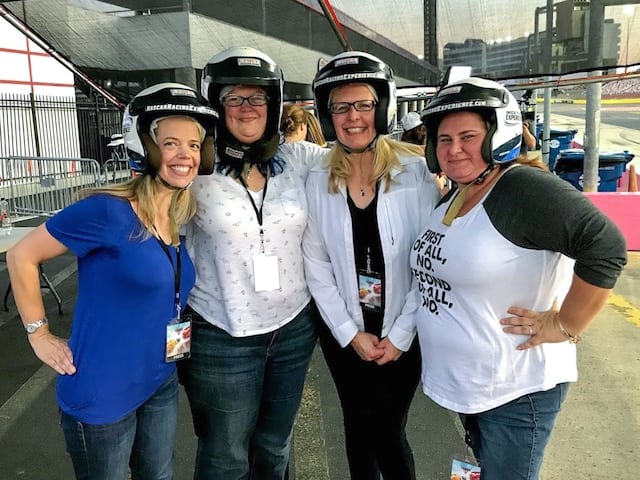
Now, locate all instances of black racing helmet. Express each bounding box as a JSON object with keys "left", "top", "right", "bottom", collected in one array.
[
  {"left": 122, "top": 82, "right": 218, "bottom": 176},
  {"left": 313, "top": 51, "right": 397, "bottom": 141},
  {"left": 421, "top": 77, "right": 522, "bottom": 173},
  {"left": 201, "top": 47, "right": 284, "bottom": 167}
]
